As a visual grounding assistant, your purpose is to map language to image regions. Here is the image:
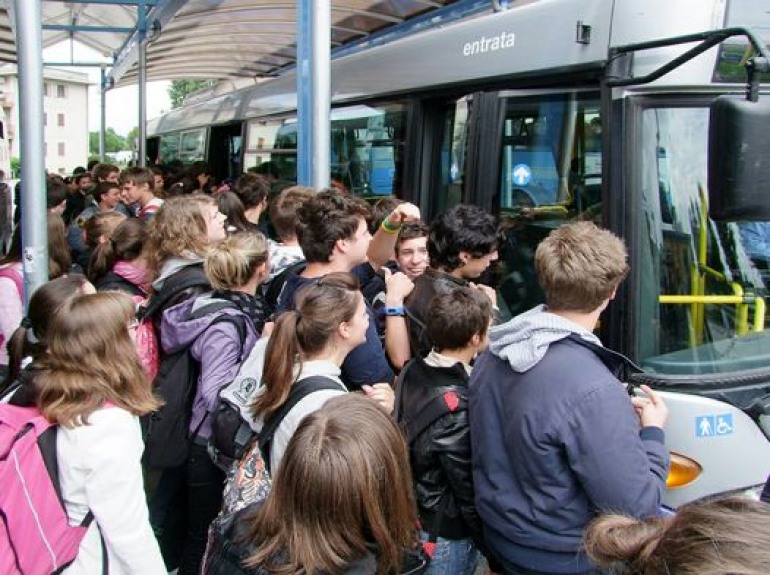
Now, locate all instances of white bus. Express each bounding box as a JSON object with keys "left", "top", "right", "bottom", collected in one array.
[{"left": 147, "top": 0, "right": 770, "bottom": 507}]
